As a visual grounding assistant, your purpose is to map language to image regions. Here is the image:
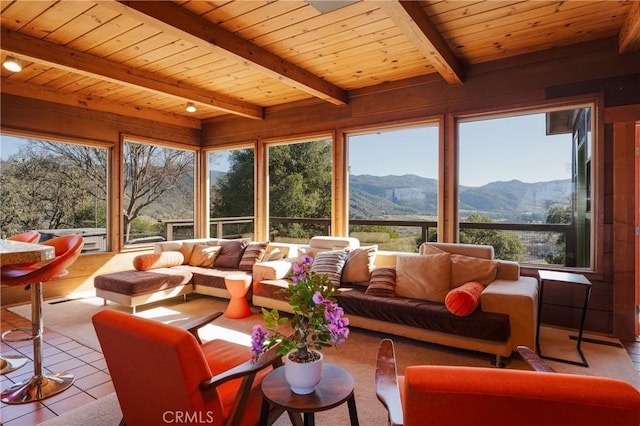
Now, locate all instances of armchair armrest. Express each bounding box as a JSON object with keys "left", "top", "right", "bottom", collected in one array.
[
  {"left": 517, "top": 345, "right": 556, "bottom": 372},
  {"left": 180, "top": 311, "right": 223, "bottom": 344},
  {"left": 200, "top": 344, "right": 284, "bottom": 426},
  {"left": 375, "top": 339, "right": 404, "bottom": 426}
]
